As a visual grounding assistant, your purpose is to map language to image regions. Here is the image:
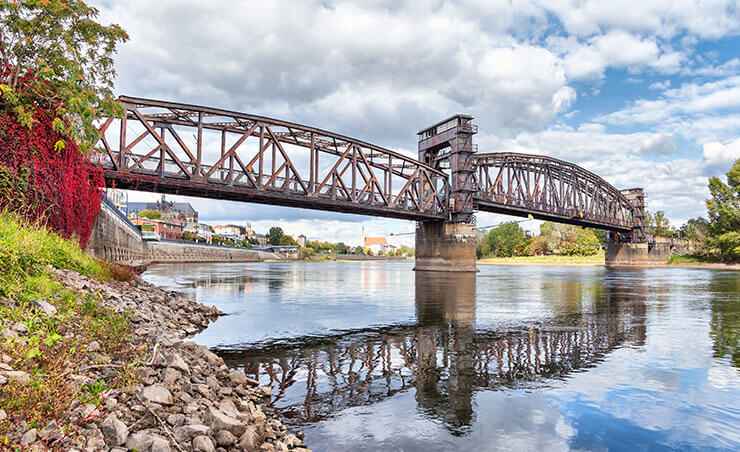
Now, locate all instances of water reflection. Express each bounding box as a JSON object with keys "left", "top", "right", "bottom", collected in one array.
[
  {"left": 217, "top": 271, "right": 647, "bottom": 432},
  {"left": 710, "top": 271, "right": 740, "bottom": 368}
]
